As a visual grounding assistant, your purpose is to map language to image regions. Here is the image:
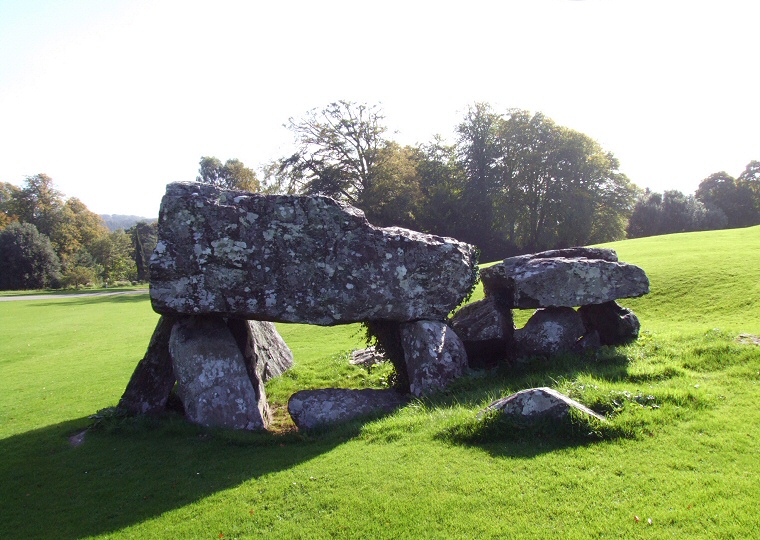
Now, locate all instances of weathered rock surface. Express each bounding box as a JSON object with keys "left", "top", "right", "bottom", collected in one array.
[
  {"left": 350, "top": 346, "right": 388, "bottom": 369},
  {"left": 449, "top": 297, "right": 514, "bottom": 368},
  {"left": 578, "top": 301, "right": 641, "bottom": 346},
  {"left": 514, "top": 307, "right": 585, "bottom": 357},
  {"left": 400, "top": 320, "right": 469, "bottom": 397},
  {"left": 288, "top": 388, "right": 407, "bottom": 431},
  {"left": 169, "top": 316, "right": 269, "bottom": 430},
  {"left": 226, "top": 319, "right": 293, "bottom": 383},
  {"left": 119, "top": 315, "right": 177, "bottom": 414},
  {"left": 150, "top": 182, "right": 478, "bottom": 325},
  {"left": 481, "top": 247, "right": 649, "bottom": 309},
  {"left": 481, "top": 387, "right": 606, "bottom": 424}
]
